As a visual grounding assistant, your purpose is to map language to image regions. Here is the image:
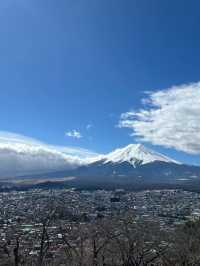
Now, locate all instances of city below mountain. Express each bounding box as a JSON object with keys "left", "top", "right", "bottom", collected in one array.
[{"left": 11, "top": 144, "right": 200, "bottom": 191}]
